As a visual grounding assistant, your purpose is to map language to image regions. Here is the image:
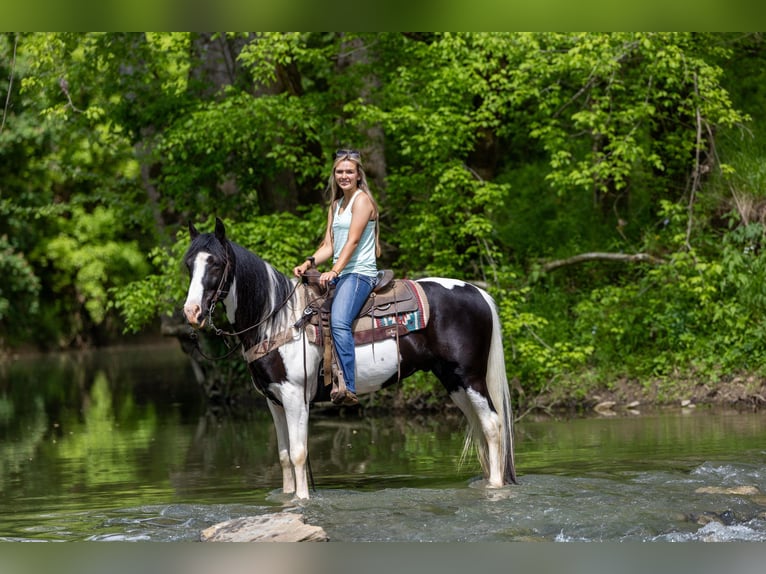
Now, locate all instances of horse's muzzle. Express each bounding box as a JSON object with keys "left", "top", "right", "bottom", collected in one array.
[{"left": 183, "top": 303, "right": 205, "bottom": 328}]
